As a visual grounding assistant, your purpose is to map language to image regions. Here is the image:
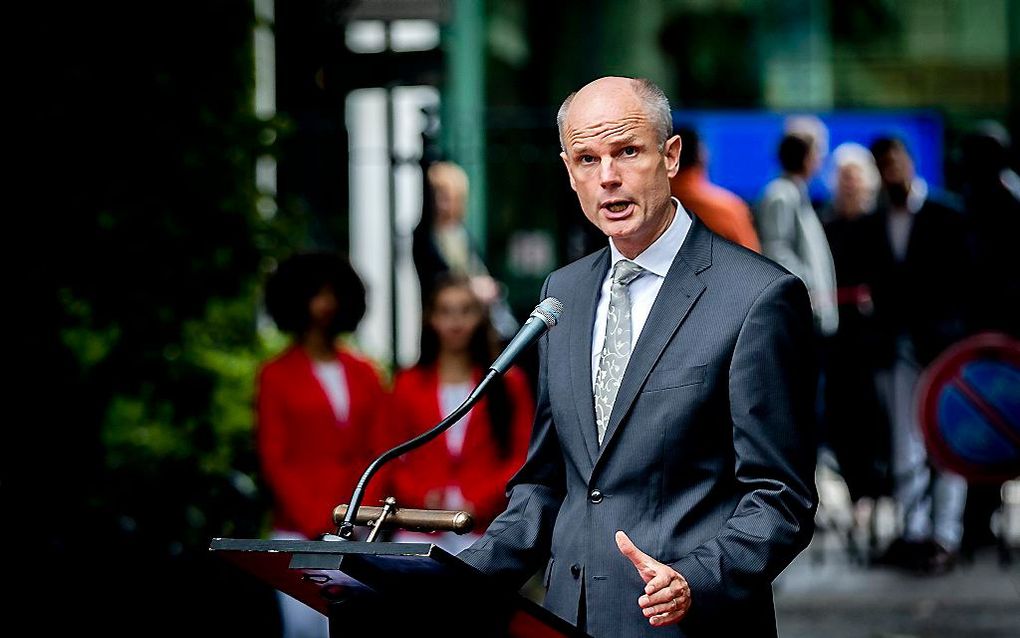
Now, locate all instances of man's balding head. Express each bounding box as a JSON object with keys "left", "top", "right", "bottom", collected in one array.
[{"left": 557, "top": 77, "right": 672, "bottom": 152}]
